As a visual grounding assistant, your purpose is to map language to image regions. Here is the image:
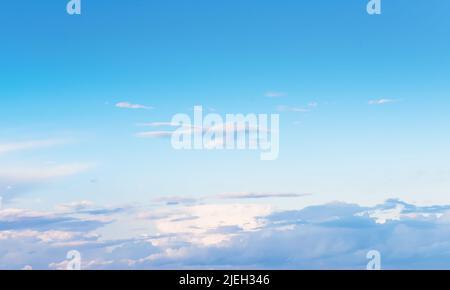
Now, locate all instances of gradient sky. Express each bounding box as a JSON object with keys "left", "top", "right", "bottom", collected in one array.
[{"left": 1, "top": 0, "right": 450, "bottom": 223}]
